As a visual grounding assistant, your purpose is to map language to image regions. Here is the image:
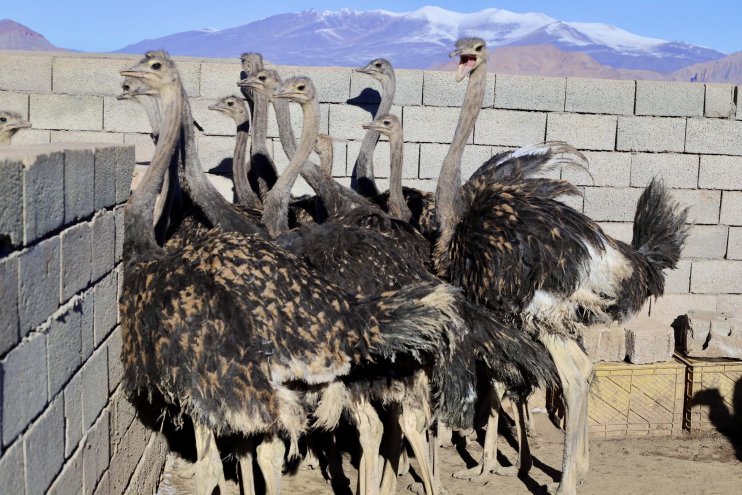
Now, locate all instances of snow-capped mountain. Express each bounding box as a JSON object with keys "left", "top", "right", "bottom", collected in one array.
[{"left": 116, "top": 6, "right": 725, "bottom": 72}]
